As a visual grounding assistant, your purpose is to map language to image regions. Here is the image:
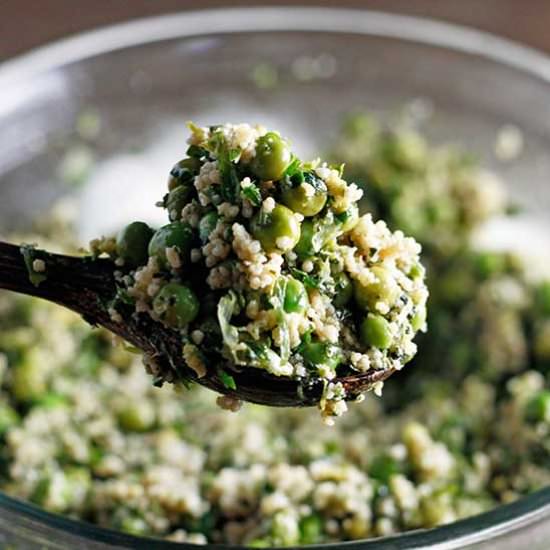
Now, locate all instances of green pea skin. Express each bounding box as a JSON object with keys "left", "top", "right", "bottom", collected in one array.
[
  {"left": 411, "top": 304, "right": 427, "bottom": 332},
  {"left": 333, "top": 272, "right": 353, "bottom": 308},
  {"left": 118, "top": 400, "right": 156, "bottom": 432},
  {"left": 301, "top": 340, "right": 343, "bottom": 371},
  {"left": 281, "top": 181, "right": 327, "bottom": 217},
  {"left": 384, "top": 130, "right": 427, "bottom": 171},
  {"left": 251, "top": 204, "right": 301, "bottom": 253},
  {"left": 360, "top": 314, "right": 393, "bottom": 349},
  {"left": 369, "top": 453, "right": 402, "bottom": 484},
  {"left": 284, "top": 277, "right": 309, "bottom": 313},
  {"left": 116, "top": 221, "right": 154, "bottom": 268},
  {"left": 199, "top": 211, "right": 219, "bottom": 244},
  {"left": 120, "top": 516, "right": 149, "bottom": 536},
  {"left": 35, "top": 393, "right": 67, "bottom": 409},
  {"left": 354, "top": 266, "right": 400, "bottom": 311},
  {"left": 148, "top": 222, "right": 194, "bottom": 268},
  {"left": 167, "top": 157, "right": 201, "bottom": 191},
  {"left": 251, "top": 132, "right": 292, "bottom": 181},
  {"left": 299, "top": 515, "right": 323, "bottom": 544},
  {"left": 294, "top": 219, "right": 315, "bottom": 259},
  {"left": 165, "top": 186, "right": 193, "bottom": 222},
  {"left": 153, "top": 282, "right": 199, "bottom": 328},
  {"left": 525, "top": 390, "right": 550, "bottom": 423},
  {"left": 11, "top": 350, "right": 47, "bottom": 402}
]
